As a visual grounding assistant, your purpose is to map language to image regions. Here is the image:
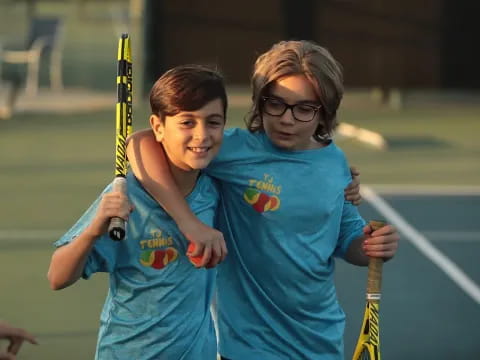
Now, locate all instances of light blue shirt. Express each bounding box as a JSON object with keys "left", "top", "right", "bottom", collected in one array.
[
  {"left": 55, "top": 172, "right": 219, "bottom": 360},
  {"left": 207, "top": 128, "right": 366, "bottom": 360}
]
